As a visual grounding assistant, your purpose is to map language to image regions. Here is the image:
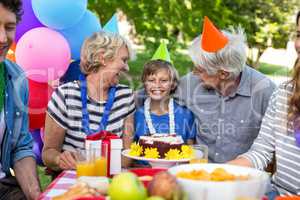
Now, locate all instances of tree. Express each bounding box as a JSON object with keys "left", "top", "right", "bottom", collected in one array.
[
  {"left": 88, "top": 0, "right": 299, "bottom": 67},
  {"left": 222, "top": 0, "right": 299, "bottom": 67}
]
